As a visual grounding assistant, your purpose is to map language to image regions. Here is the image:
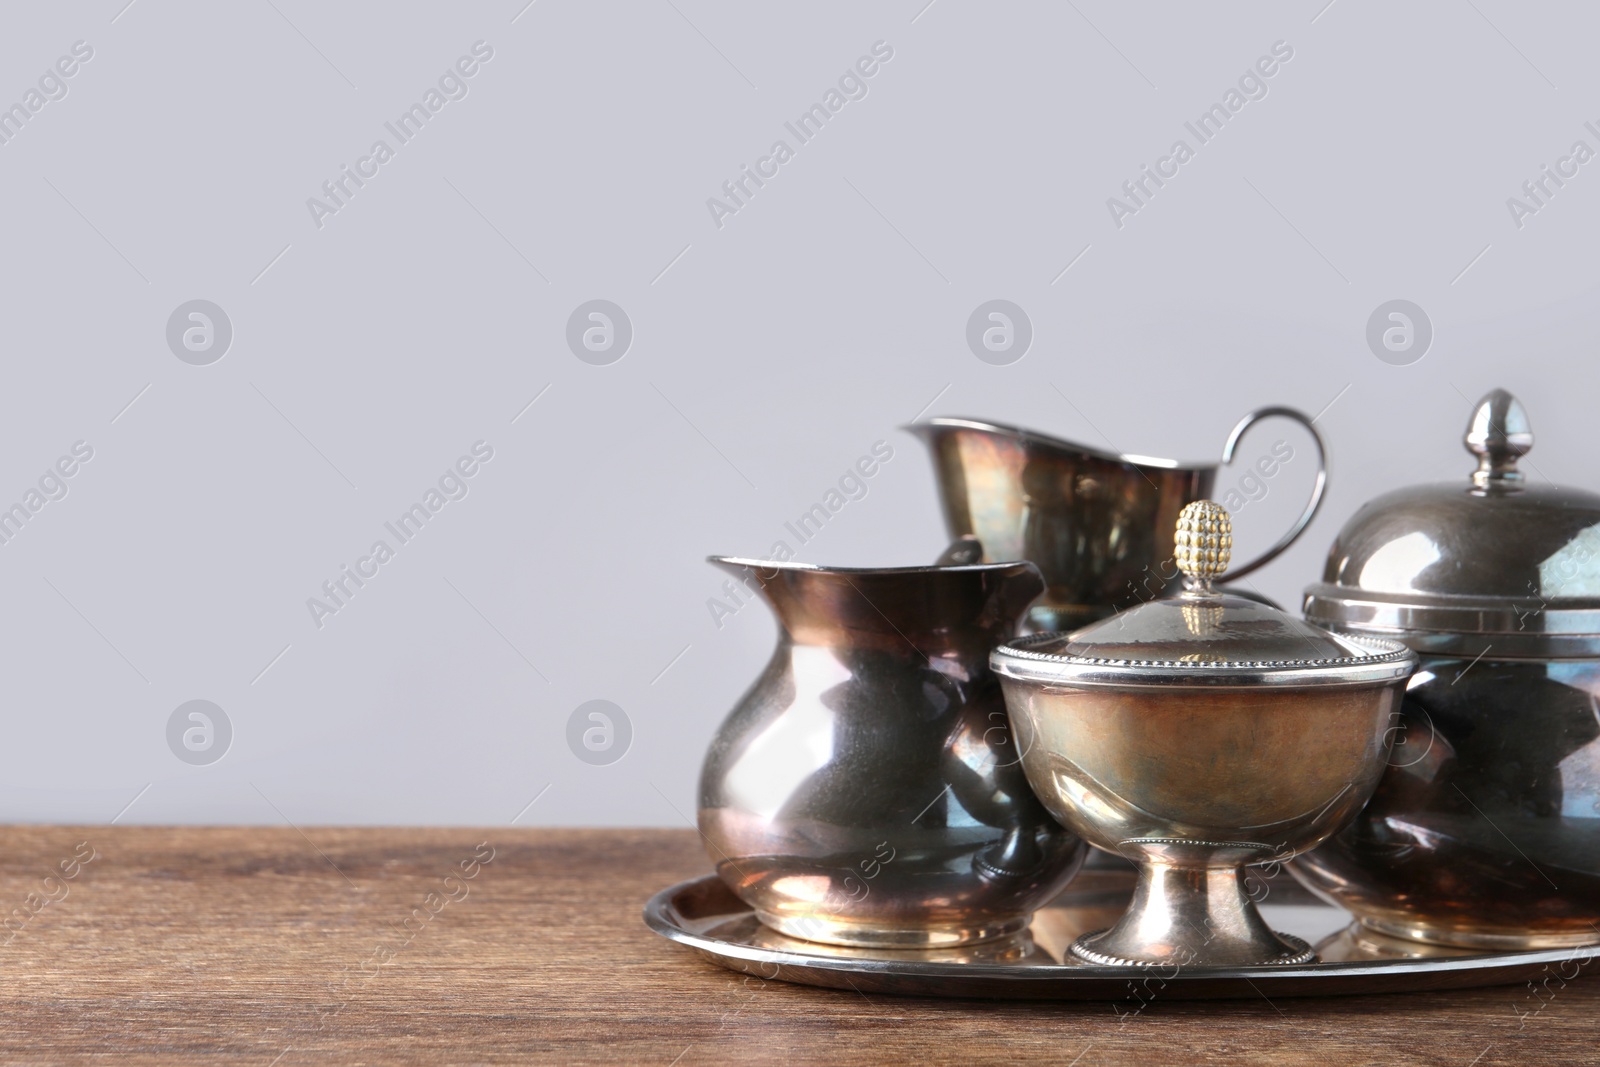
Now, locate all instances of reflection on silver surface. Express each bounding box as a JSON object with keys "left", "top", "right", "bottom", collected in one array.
[
  {"left": 1299, "top": 389, "right": 1600, "bottom": 947},
  {"left": 908, "top": 408, "right": 1327, "bottom": 631},
  {"left": 1292, "top": 658, "right": 1600, "bottom": 949},
  {"left": 697, "top": 555, "right": 1085, "bottom": 948},
  {"left": 1304, "top": 388, "right": 1600, "bottom": 658},
  {"left": 994, "top": 503, "right": 1415, "bottom": 967},
  {"left": 644, "top": 872, "right": 1600, "bottom": 1000}
]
